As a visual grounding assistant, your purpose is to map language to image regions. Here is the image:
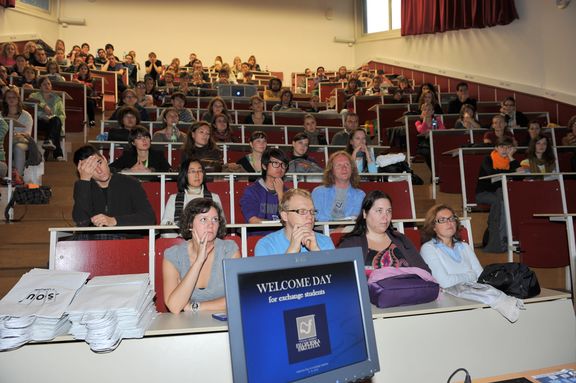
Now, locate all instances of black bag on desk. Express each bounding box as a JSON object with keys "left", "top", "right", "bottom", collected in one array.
[
  {"left": 4, "top": 185, "right": 52, "bottom": 222},
  {"left": 477, "top": 263, "right": 540, "bottom": 299}
]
